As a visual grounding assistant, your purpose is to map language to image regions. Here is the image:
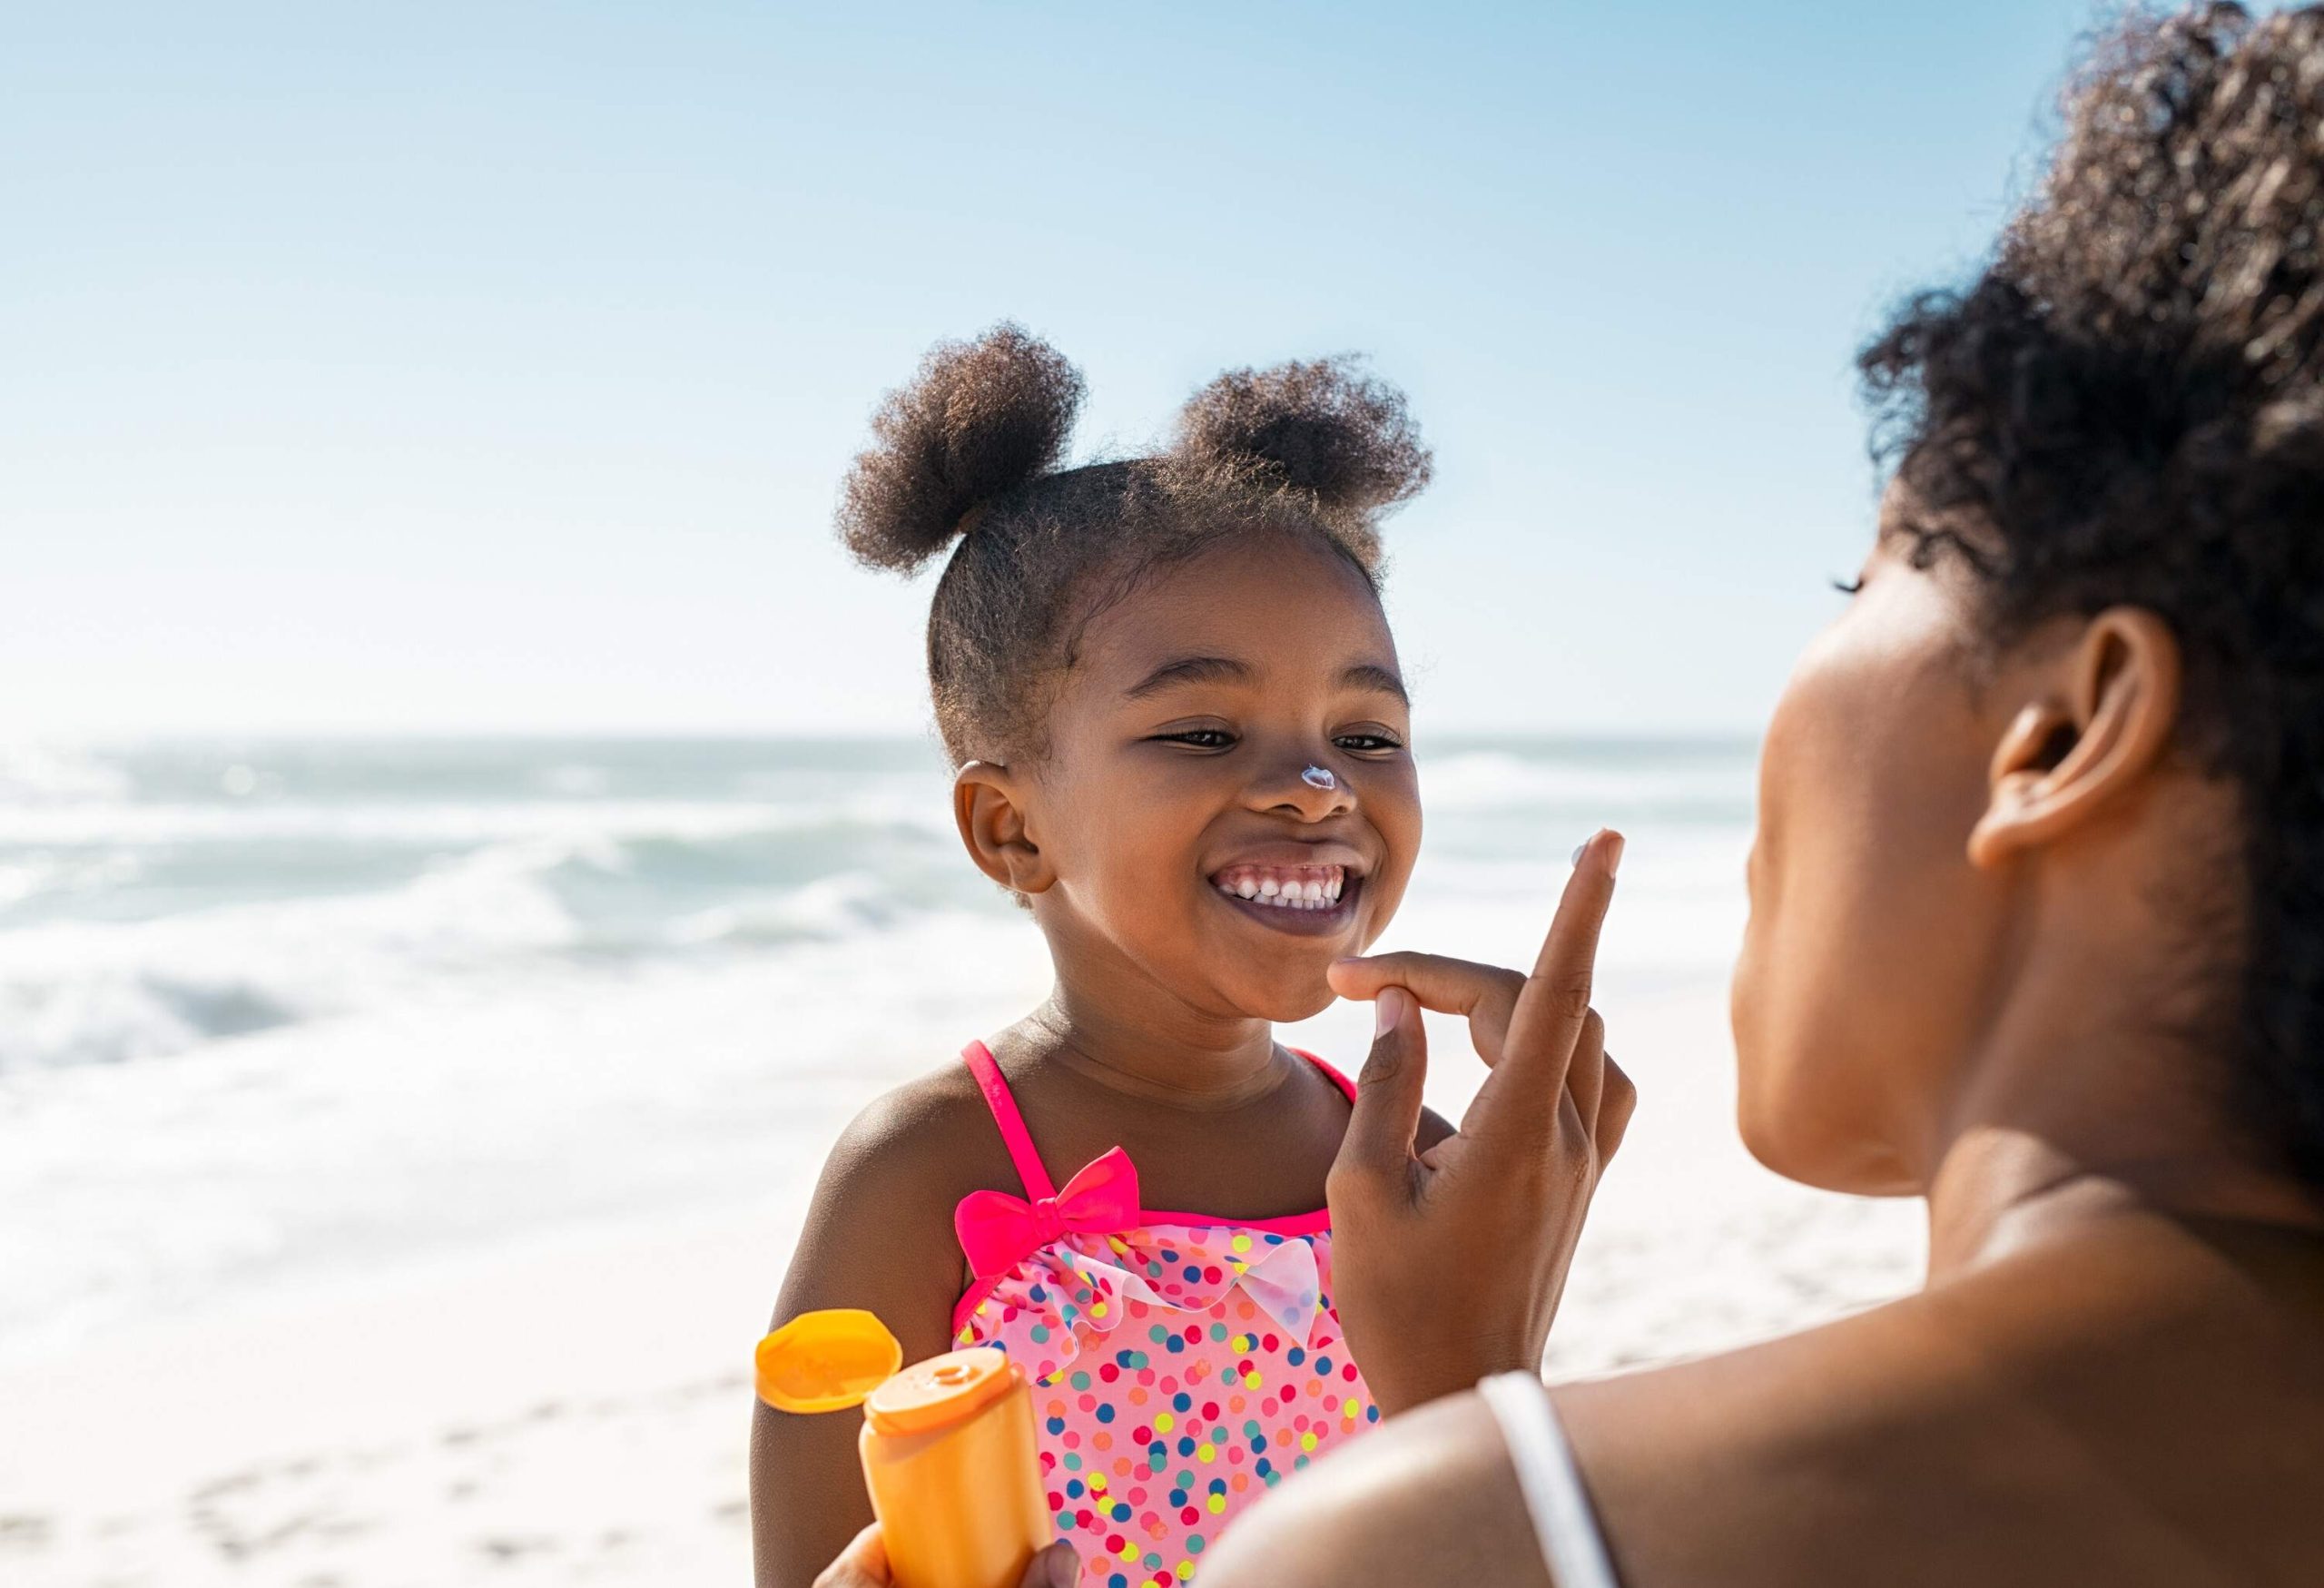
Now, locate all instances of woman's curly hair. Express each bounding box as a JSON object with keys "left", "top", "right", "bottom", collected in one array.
[
  {"left": 837, "top": 324, "right": 1431, "bottom": 766},
  {"left": 1860, "top": 3, "right": 2324, "bottom": 1188}
]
